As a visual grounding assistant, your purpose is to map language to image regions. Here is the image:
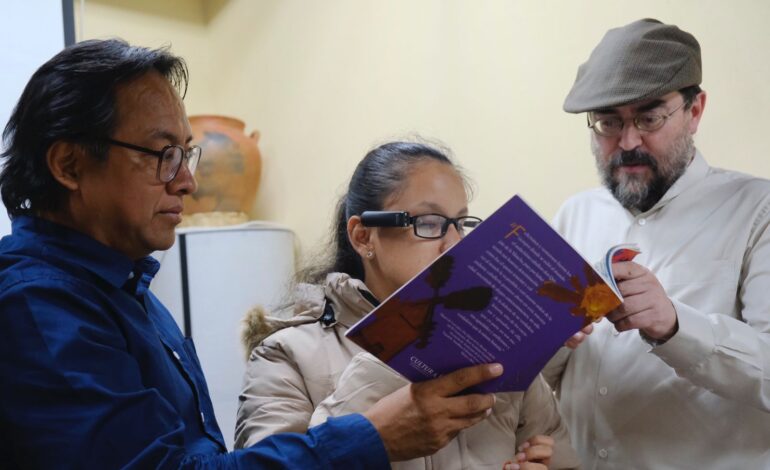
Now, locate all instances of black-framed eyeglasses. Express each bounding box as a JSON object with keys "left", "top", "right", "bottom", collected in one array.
[
  {"left": 361, "top": 211, "right": 483, "bottom": 240},
  {"left": 587, "top": 100, "right": 687, "bottom": 137},
  {"left": 106, "top": 138, "right": 202, "bottom": 183}
]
